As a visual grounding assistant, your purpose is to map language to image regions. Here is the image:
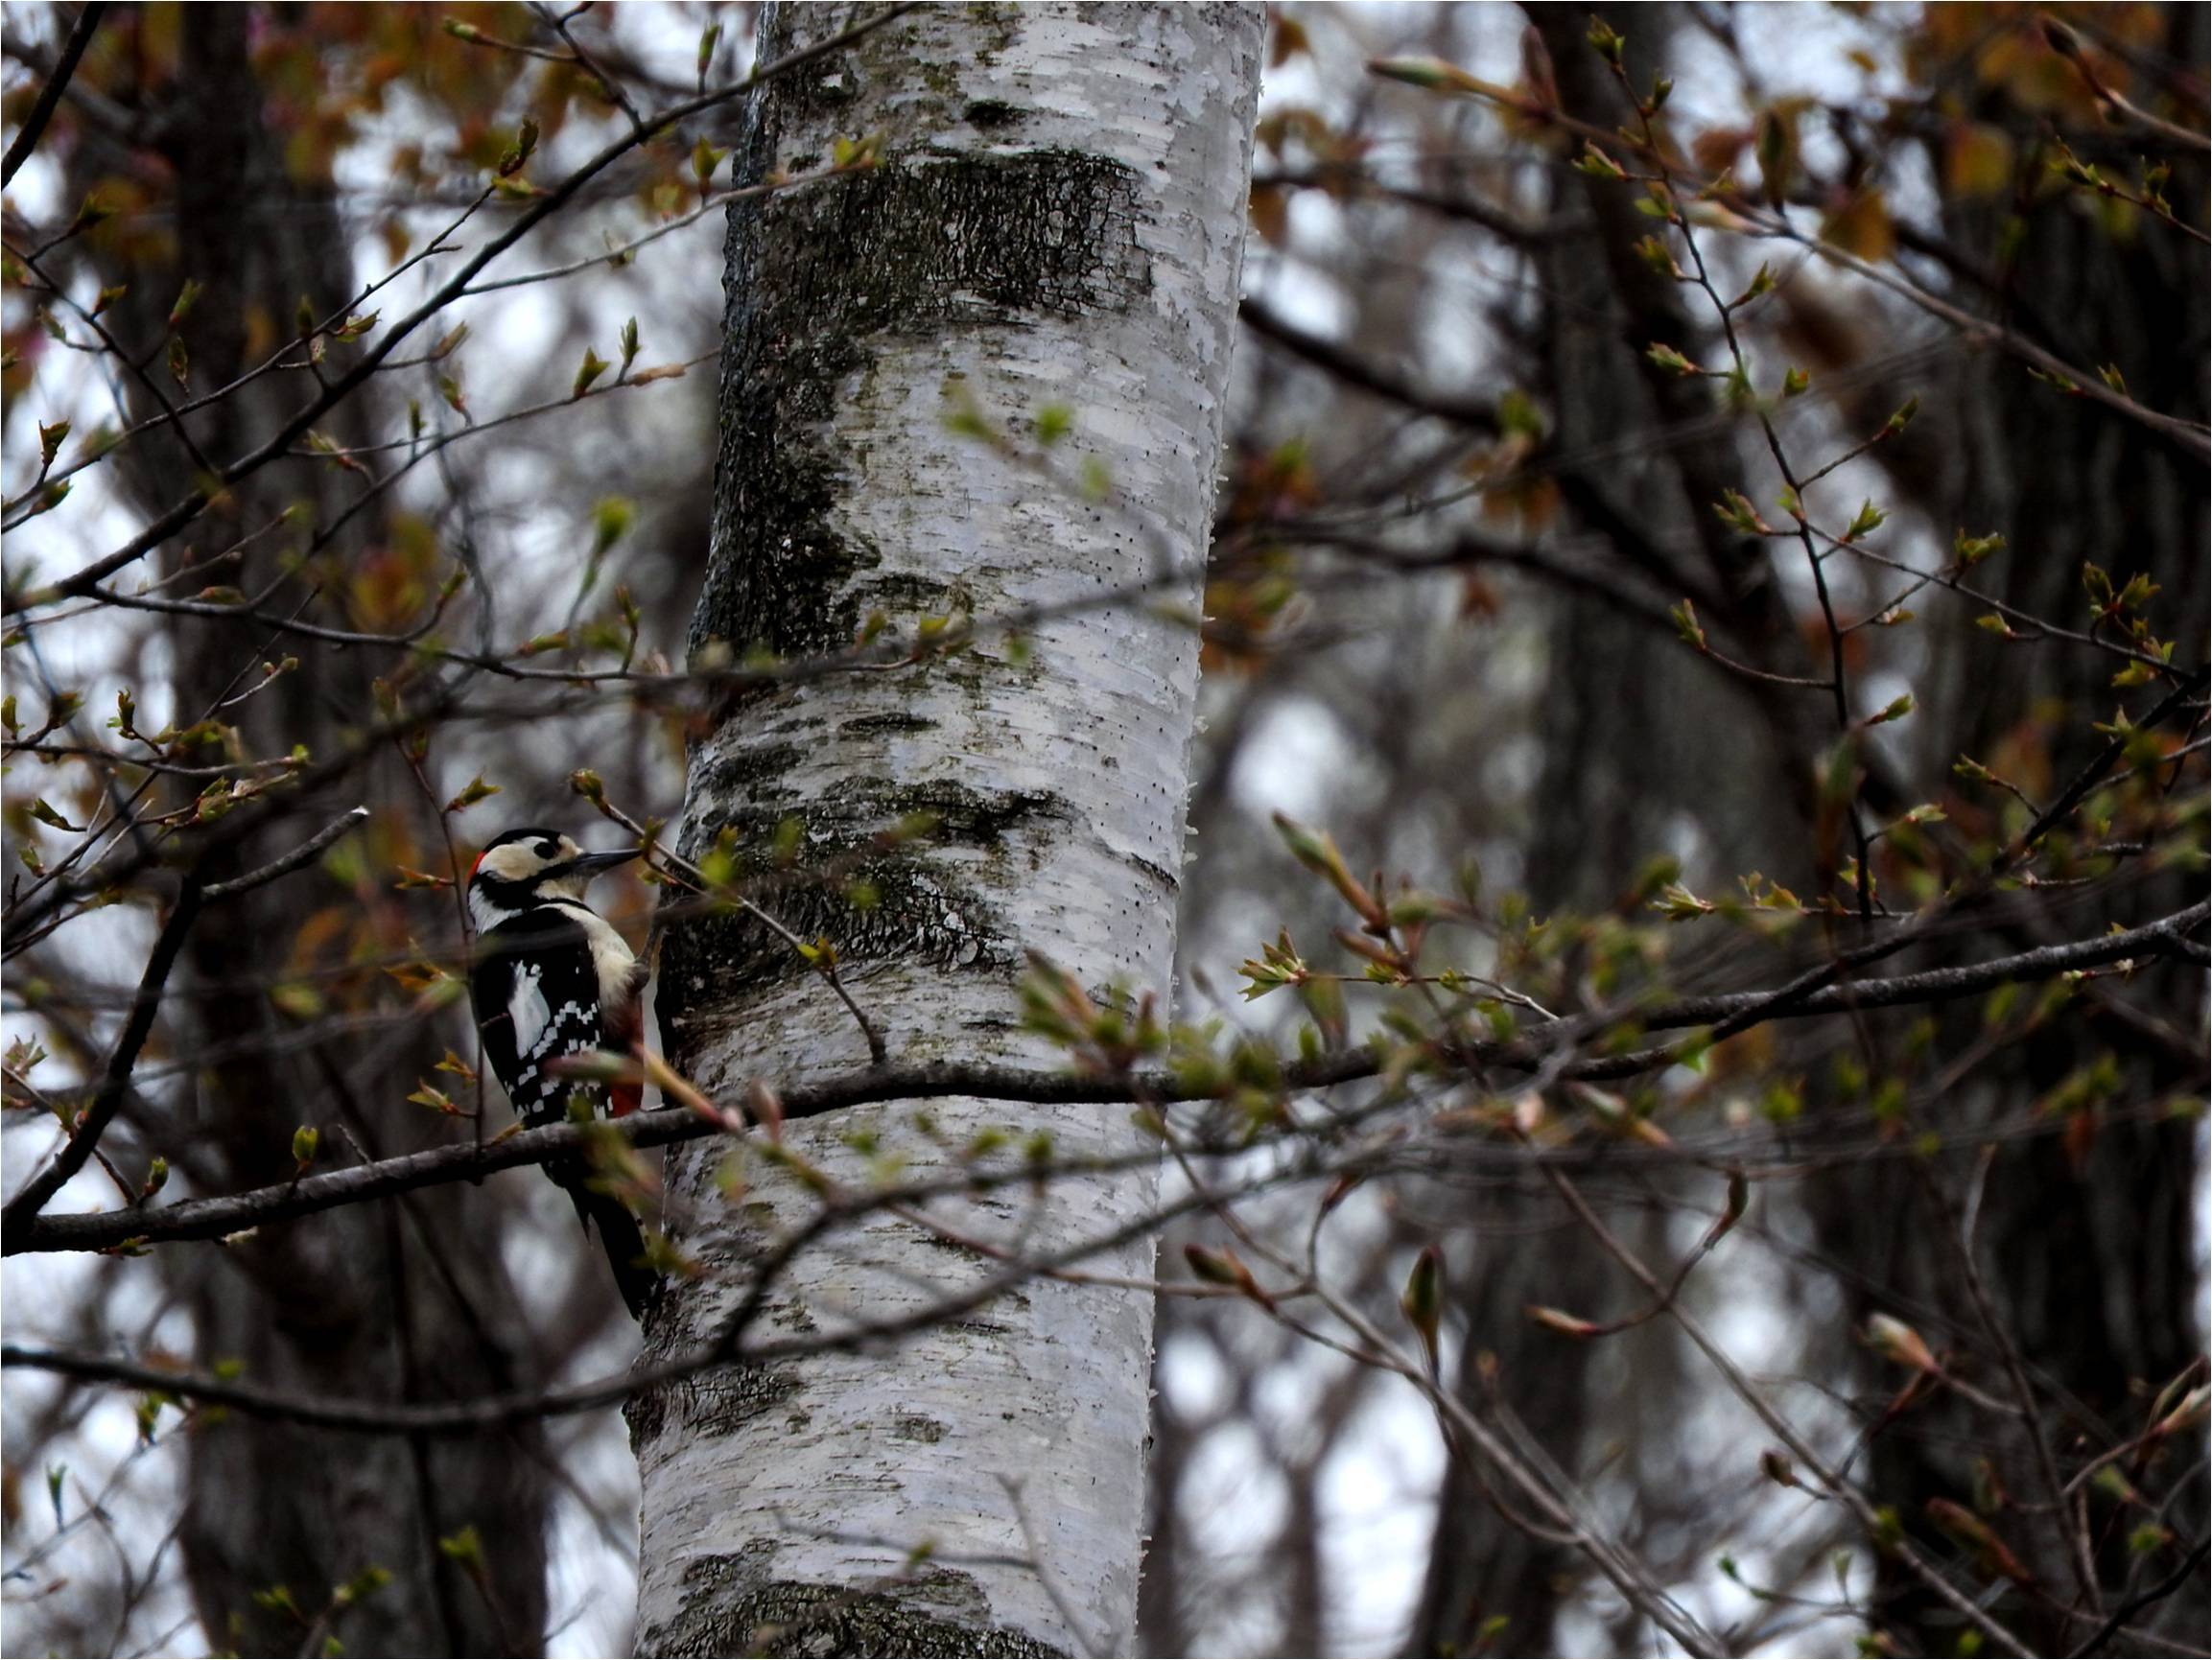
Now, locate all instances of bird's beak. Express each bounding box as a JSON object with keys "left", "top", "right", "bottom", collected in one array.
[{"left": 571, "top": 847, "right": 642, "bottom": 877}]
